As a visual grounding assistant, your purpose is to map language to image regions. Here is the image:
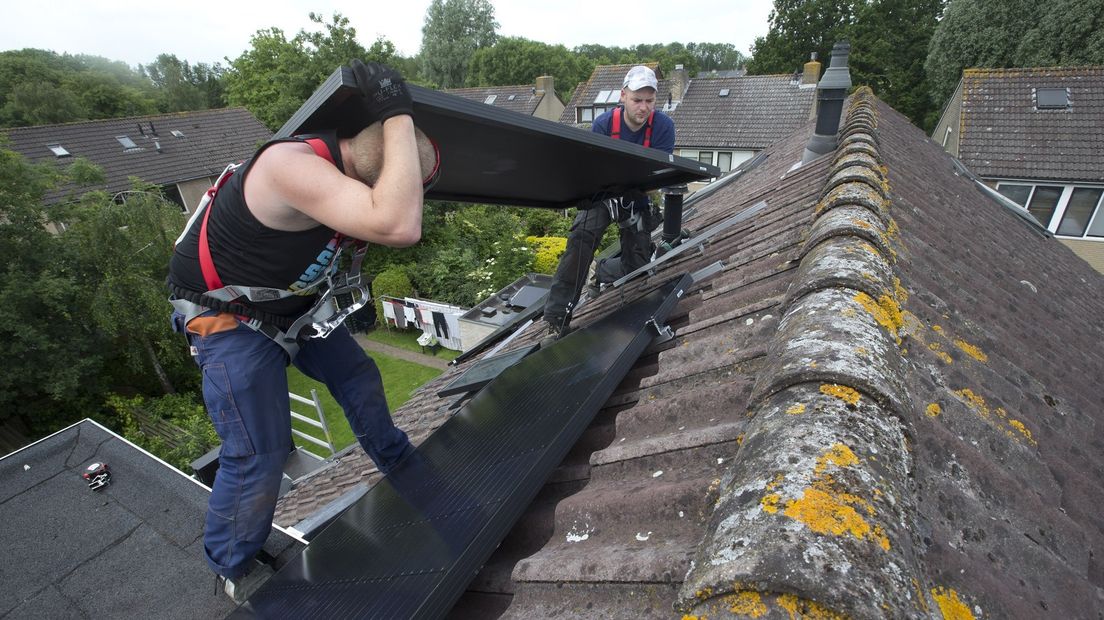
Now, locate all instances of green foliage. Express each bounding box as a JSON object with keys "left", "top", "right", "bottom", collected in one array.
[
  {"left": 139, "top": 54, "right": 226, "bottom": 112},
  {"left": 747, "top": 0, "right": 857, "bottom": 75},
  {"left": 420, "top": 0, "right": 498, "bottom": 88},
  {"left": 224, "top": 12, "right": 399, "bottom": 130},
  {"left": 514, "top": 207, "right": 572, "bottom": 237},
  {"left": 467, "top": 37, "right": 593, "bottom": 102},
  {"left": 112, "top": 393, "right": 219, "bottom": 470},
  {"left": 573, "top": 42, "right": 704, "bottom": 77},
  {"left": 372, "top": 265, "right": 414, "bottom": 326},
  {"left": 925, "top": 0, "right": 1104, "bottom": 111},
  {"left": 0, "top": 49, "right": 159, "bottom": 127},
  {"left": 526, "top": 235, "right": 567, "bottom": 274}
]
